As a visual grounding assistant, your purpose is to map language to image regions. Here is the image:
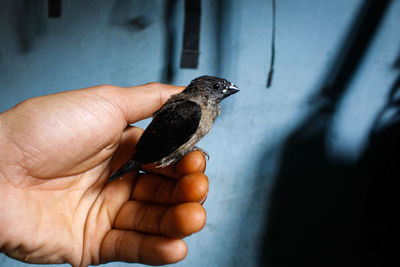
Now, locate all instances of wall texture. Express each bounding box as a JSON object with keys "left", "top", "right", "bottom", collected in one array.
[{"left": 1, "top": 0, "right": 399, "bottom": 266}]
